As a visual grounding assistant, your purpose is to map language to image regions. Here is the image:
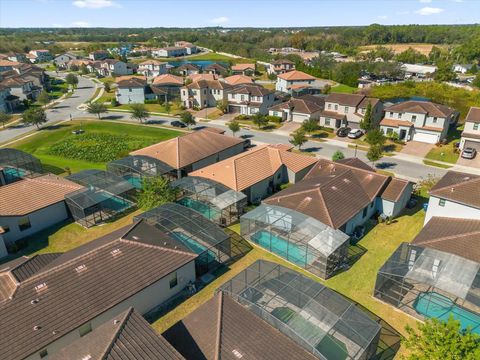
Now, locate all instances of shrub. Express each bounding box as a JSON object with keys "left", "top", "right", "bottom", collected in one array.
[
  {"left": 266, "top": 115, "right": 282, "bottom": 123},
  {"left": 234, "top": 115, "right": 251, "bottom": 121}
]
